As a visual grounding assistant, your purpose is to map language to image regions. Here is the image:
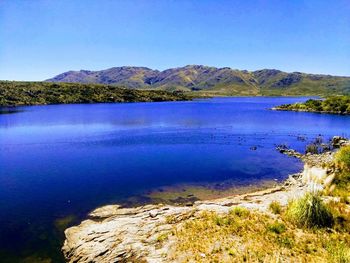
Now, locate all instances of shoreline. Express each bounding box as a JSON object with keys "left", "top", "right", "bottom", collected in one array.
[
  {"left": 62, "top": 145, "right": 342, "bottom": 262},
  {"left": 272, "top": 107, "right": 350, "bottom": 115}
]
